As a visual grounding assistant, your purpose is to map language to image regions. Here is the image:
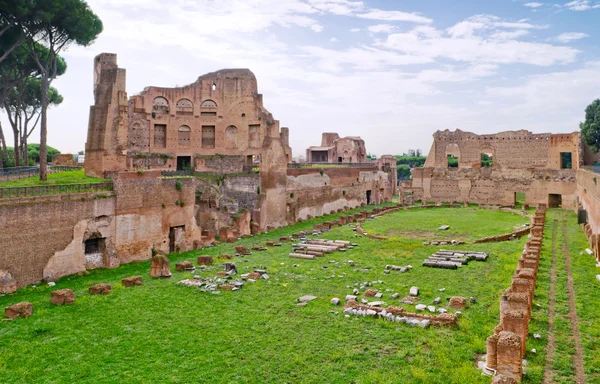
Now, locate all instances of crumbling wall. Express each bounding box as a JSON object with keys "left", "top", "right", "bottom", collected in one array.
[
  {"left": 195, "top": 155, "right": 246, "bottom": 173},
  {"left": 401, "top": 129, "right": 579, "bottom": 208},
  {"left": 575, "top": 168, "right": 600, "bottom": 262},
  {"left": 113, "top": 171, "right": 202, "bottom": 261},
  {"left": 285, "top": 167, "right": 392, "bottom": 222},
  {"left": 0, "top": 194, "right": 117, "bottom": 287},
  {"left": 85, "top": 53, "right": 128, "bottom": 177}
]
